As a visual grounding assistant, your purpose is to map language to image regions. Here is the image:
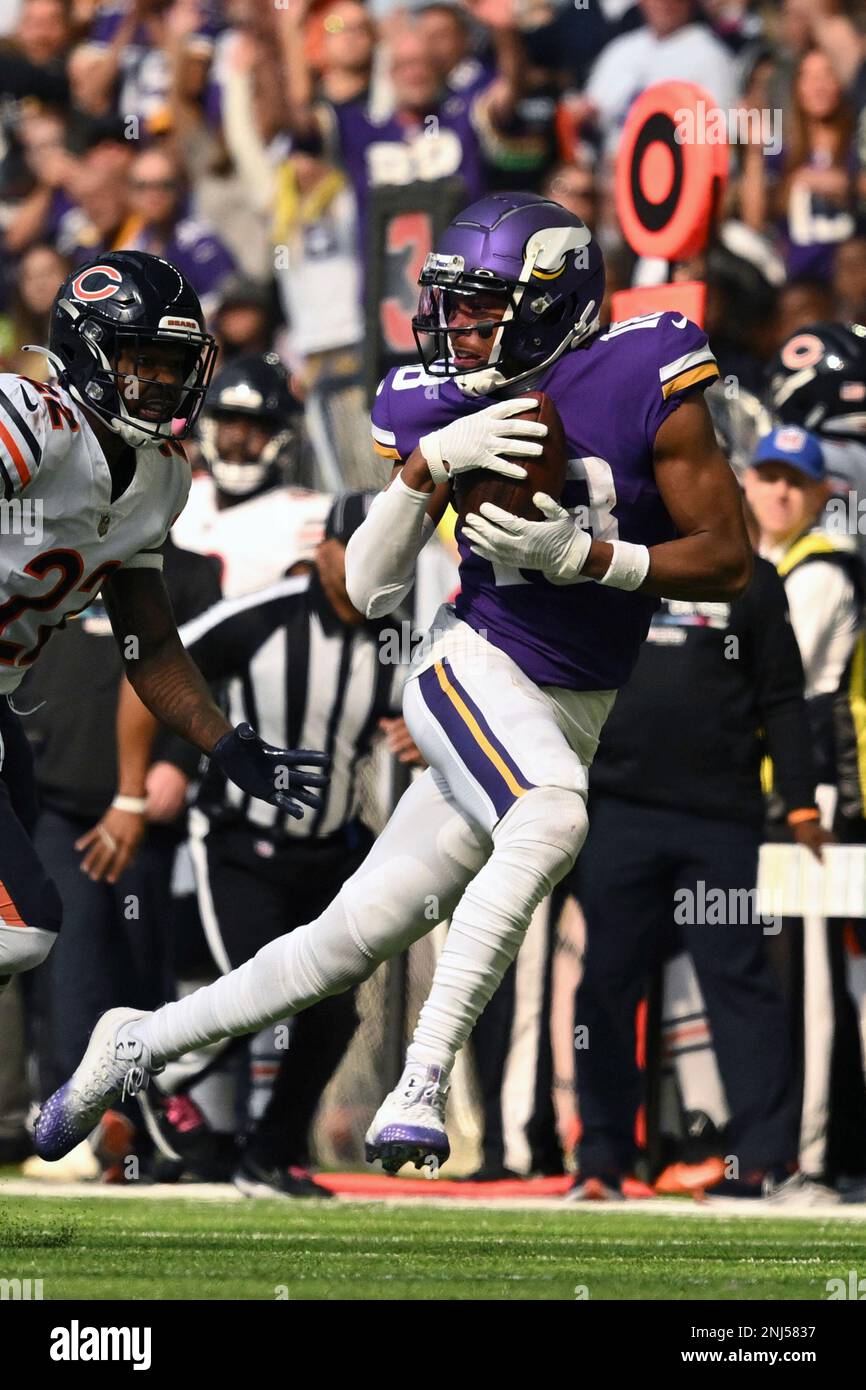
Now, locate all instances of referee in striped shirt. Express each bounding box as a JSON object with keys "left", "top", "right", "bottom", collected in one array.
[{"left": 176, "top": 491, "right": 411, "bottom": 1198}]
